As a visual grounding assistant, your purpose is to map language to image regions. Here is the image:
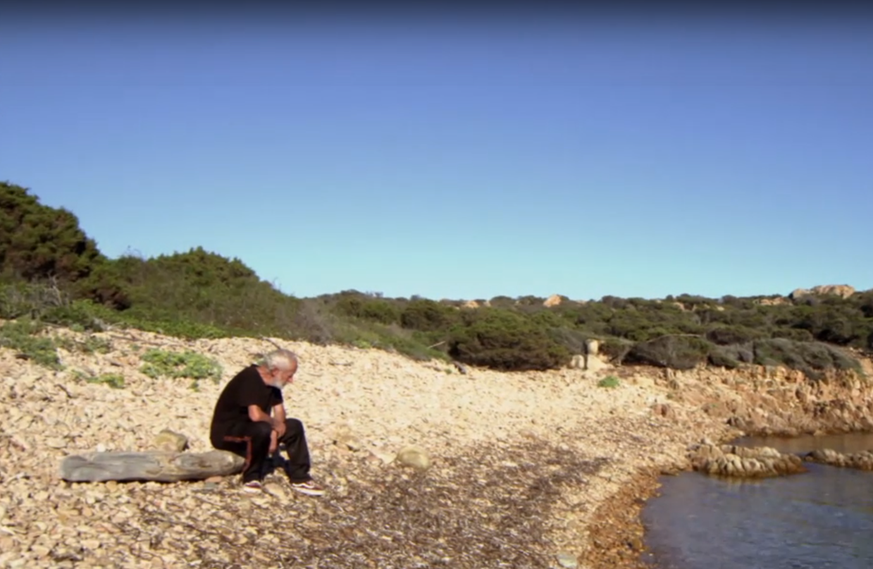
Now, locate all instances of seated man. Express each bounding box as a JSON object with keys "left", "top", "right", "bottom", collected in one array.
[{"left": 209, "top": 348, "right": 325, "bottom": 496}]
